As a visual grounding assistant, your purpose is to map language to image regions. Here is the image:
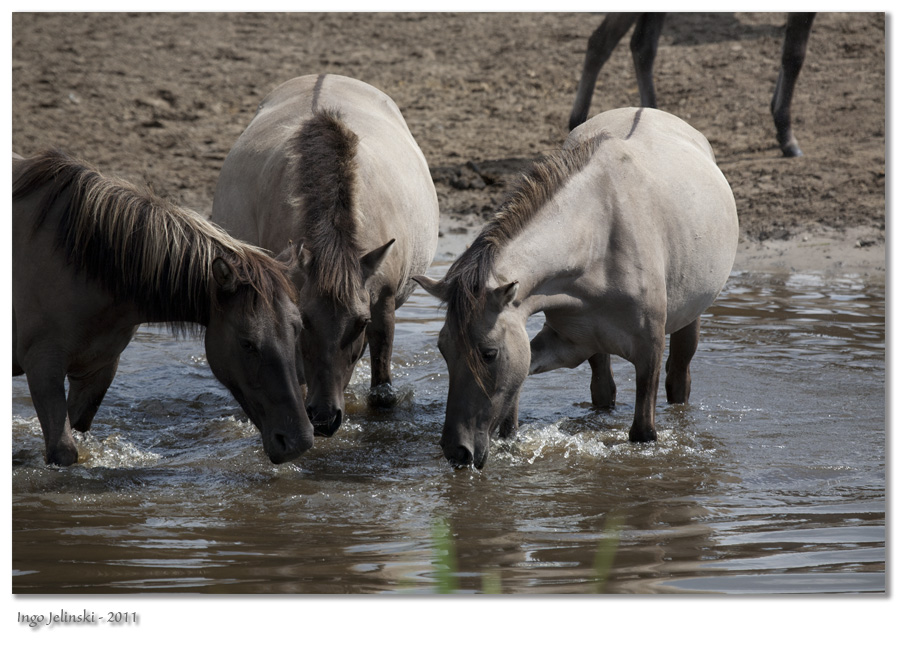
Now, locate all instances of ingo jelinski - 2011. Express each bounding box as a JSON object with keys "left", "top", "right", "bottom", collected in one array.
[{"left": 19, "top": 610, "right": 138, "bottom": 629}]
